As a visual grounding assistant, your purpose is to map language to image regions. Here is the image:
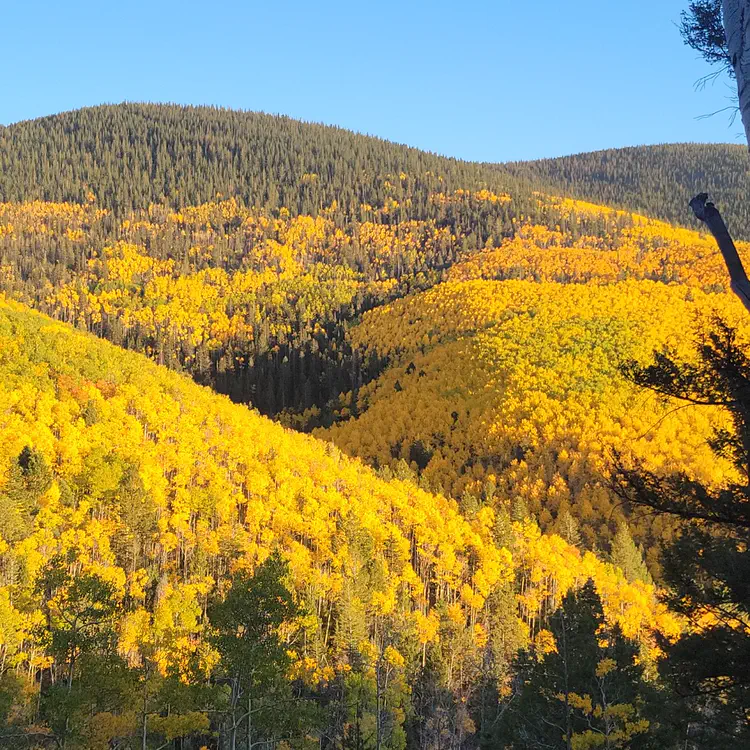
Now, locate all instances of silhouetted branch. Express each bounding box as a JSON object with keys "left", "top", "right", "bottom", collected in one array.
[{"left": 690, "top": 193, "right": 750, "bottom": 314}]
